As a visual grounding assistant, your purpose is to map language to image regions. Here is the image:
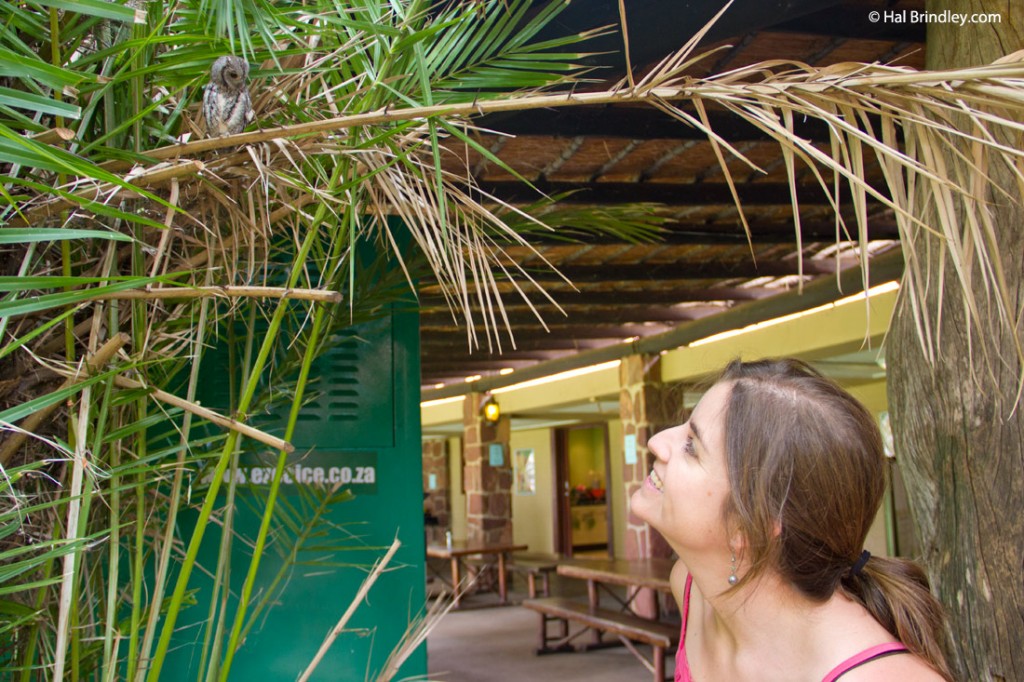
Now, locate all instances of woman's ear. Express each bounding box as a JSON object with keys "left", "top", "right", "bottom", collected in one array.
[{"left": 728, "top": 527, "right": 747, "bottom": 558}]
